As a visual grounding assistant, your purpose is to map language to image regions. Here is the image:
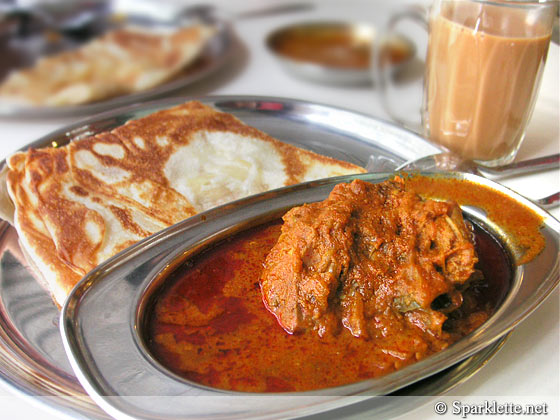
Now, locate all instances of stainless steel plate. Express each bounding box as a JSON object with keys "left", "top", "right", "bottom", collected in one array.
[
  {"left": 0, "top": 4, "right": 236, "bottom": 118},
  {"left": 0, "top": 96, "right": 512, "bottom": 419},
  {"left": 60, "top": 171, "right": 559, "bottom": 420}
]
